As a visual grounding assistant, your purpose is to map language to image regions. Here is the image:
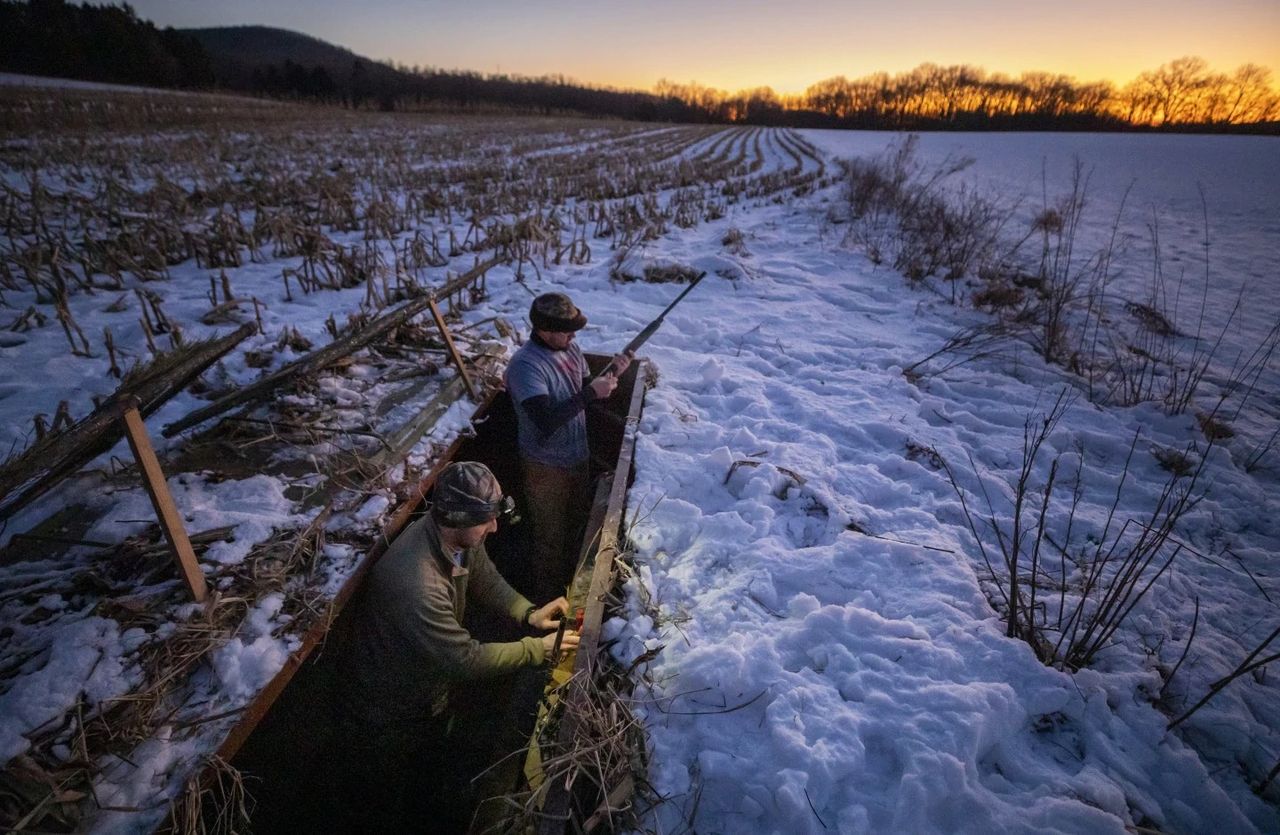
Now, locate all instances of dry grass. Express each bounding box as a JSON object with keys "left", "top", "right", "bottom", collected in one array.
[
  {"left": 475, "top": 668, "right": 649, "bottom": 835},
  {"left": 167, "top": 755, "right": 253, "bottom": 835},
  {"left": 1, "top": 93, "right": 819, "bottom": 456},
  {"left": 0, "top": 508, "right": 361, "bottom": 833},
  {"left": 0, "top": 85, "right": 312, "bottom": 133},
  {"left": 476, "top": 532, "right": 659, "bottom": 835}
]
